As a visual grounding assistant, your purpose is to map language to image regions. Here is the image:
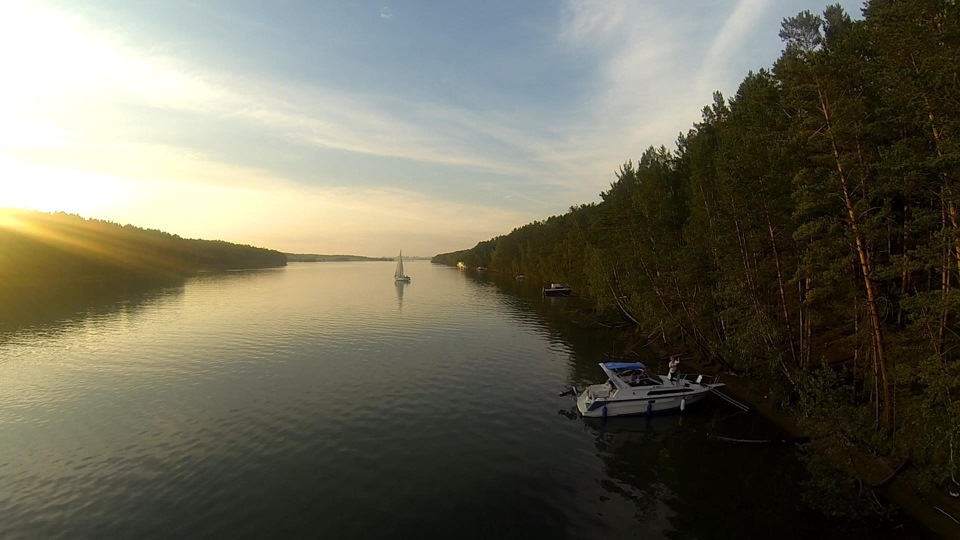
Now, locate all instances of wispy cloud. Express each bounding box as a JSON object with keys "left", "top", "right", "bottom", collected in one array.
[
  {"left": 0, "top": 3, "right": 541, "bottom": 180},
  {"left": 2, "top": 0, "right": 846, "bottom": 255},
  {"left": 2, "top": 2, "right": 618, "bottom": 213},
  {"left": 557, "top": 1, "right": 632, "bottom": 48},
  {"left": 1, "top": 142, "right": 530, "bottom": 255},
  {"left": 0, "top": 2, "right": 727, "bottom": 209},
  {"left": 550, "top": 1, "right": 709, "bottom": 201},
  {"left": 0, "top": 3, "right": 225, "bottom": 115},
  {"left": 224, "top": 82, "right": 543, "bottom": 177},
  {"left": 698, "top": 0, "right": 771, "bottom": 92}
]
